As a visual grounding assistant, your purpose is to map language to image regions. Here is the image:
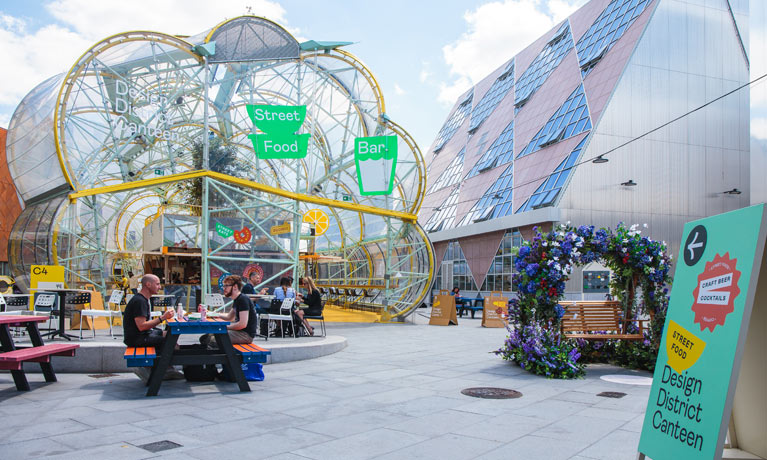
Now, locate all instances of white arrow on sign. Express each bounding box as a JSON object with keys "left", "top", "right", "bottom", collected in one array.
[{"left": 687, "top": 231, "right": 704, "bottom": 259}]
